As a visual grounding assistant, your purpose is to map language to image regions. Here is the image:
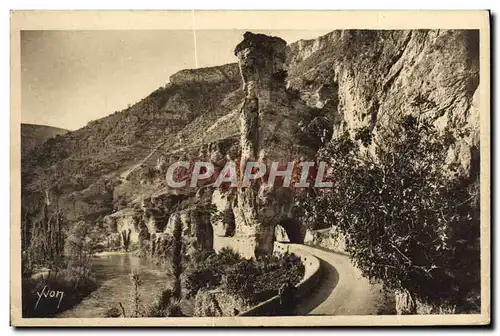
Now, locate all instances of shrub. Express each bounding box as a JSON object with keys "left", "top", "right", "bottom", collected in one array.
[
  {"left": 121, "top": 229, "right": 132, "bottom": 251},
  {"left": 183, "top": 247, "right": 243, "bottom": 298},
  {"left": 146, "top": 288, "right": 185, "bottom": 317},
  {"left": 184, "top": 247, "right": 305, "bottom": 305},
  {"left": 223, "top": 259, "right": 258, "bottom": 304}
]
